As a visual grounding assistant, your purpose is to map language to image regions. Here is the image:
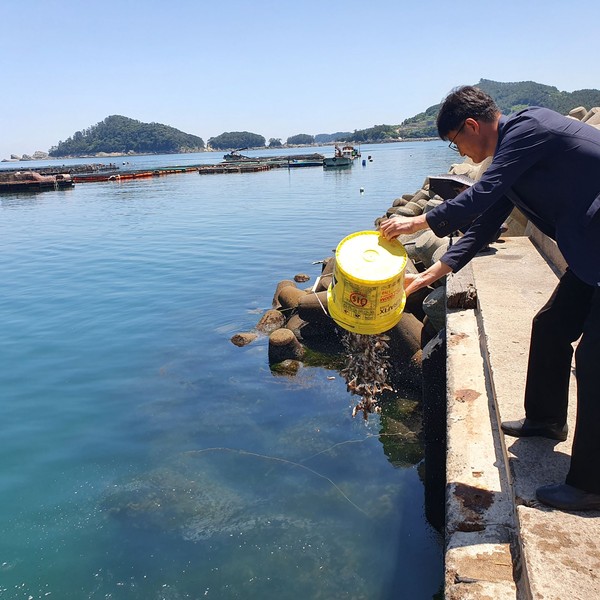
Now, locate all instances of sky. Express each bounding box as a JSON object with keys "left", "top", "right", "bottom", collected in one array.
[{"left": 2, "top": 0, "right": 600, "bottom": 159}]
